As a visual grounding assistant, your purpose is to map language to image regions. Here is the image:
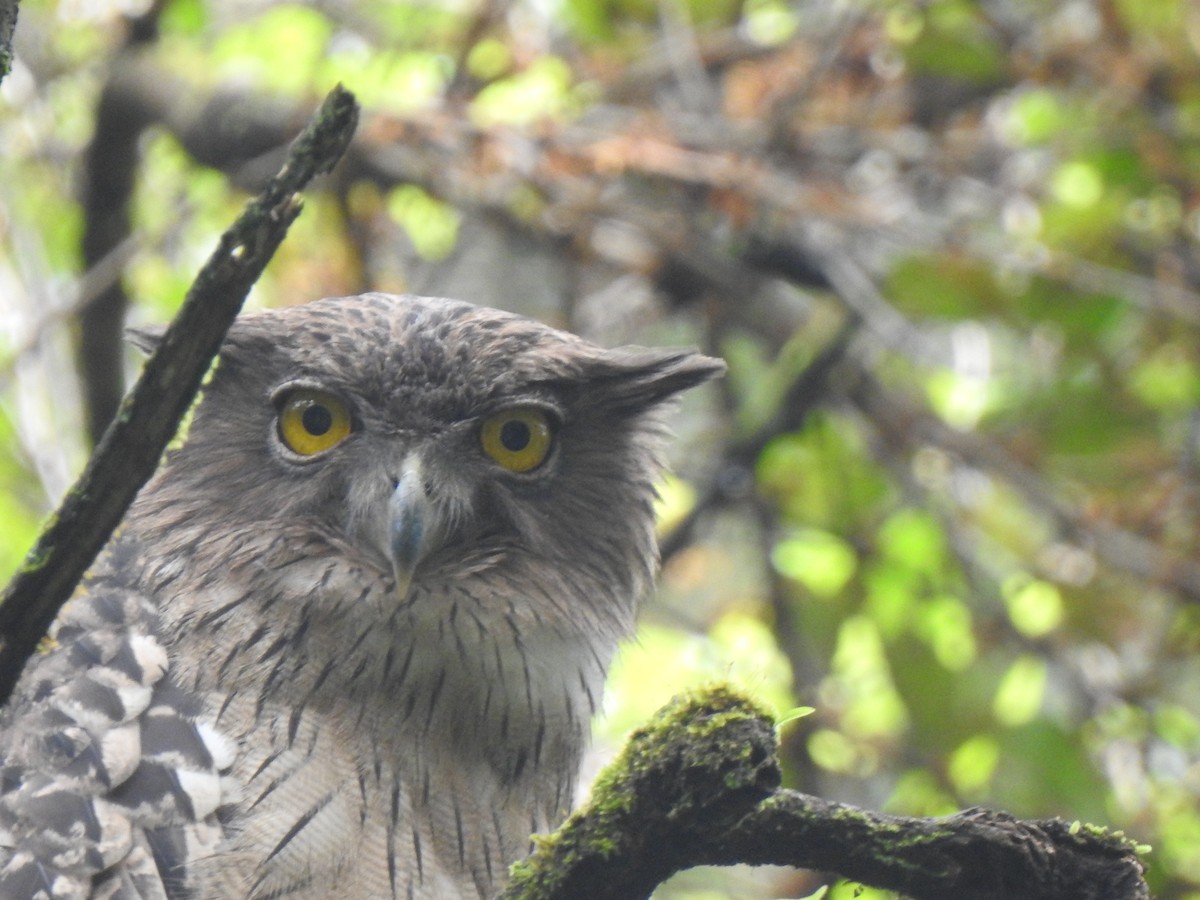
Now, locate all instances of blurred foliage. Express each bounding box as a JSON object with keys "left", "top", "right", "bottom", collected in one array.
[{"left": 4, "top": 0, "right": 1200, "bottom": 896}]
